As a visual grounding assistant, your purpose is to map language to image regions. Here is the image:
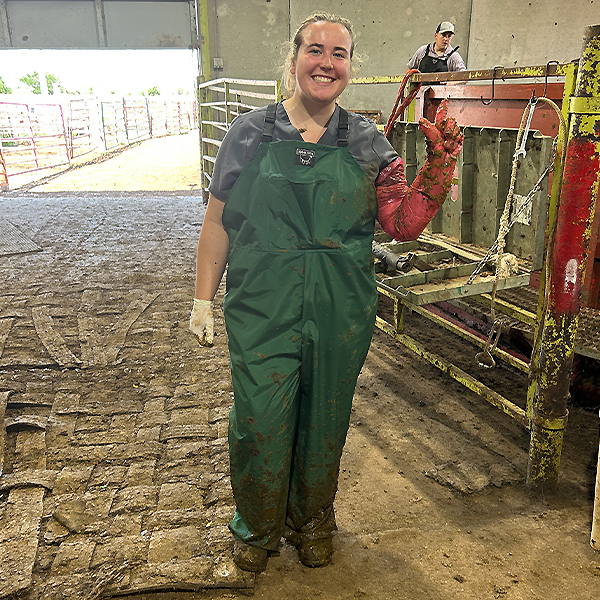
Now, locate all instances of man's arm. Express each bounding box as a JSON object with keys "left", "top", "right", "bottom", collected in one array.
[
  {"left": 407, "top": 44, "right": 428, "bottom": 70},
  {"left": 448, "top": 51, "right": 466, "bottom": 72}
]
